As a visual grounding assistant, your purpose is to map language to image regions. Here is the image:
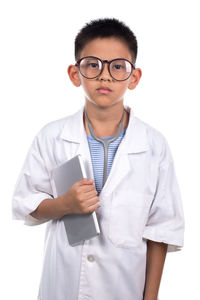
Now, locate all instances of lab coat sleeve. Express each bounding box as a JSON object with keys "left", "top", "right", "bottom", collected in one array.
[
  {"left": 142, "top": 138, "right": 185, "bottom": 252},
  {"left": 12, "top": 132, "right": 54, "bottom": 226}
]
